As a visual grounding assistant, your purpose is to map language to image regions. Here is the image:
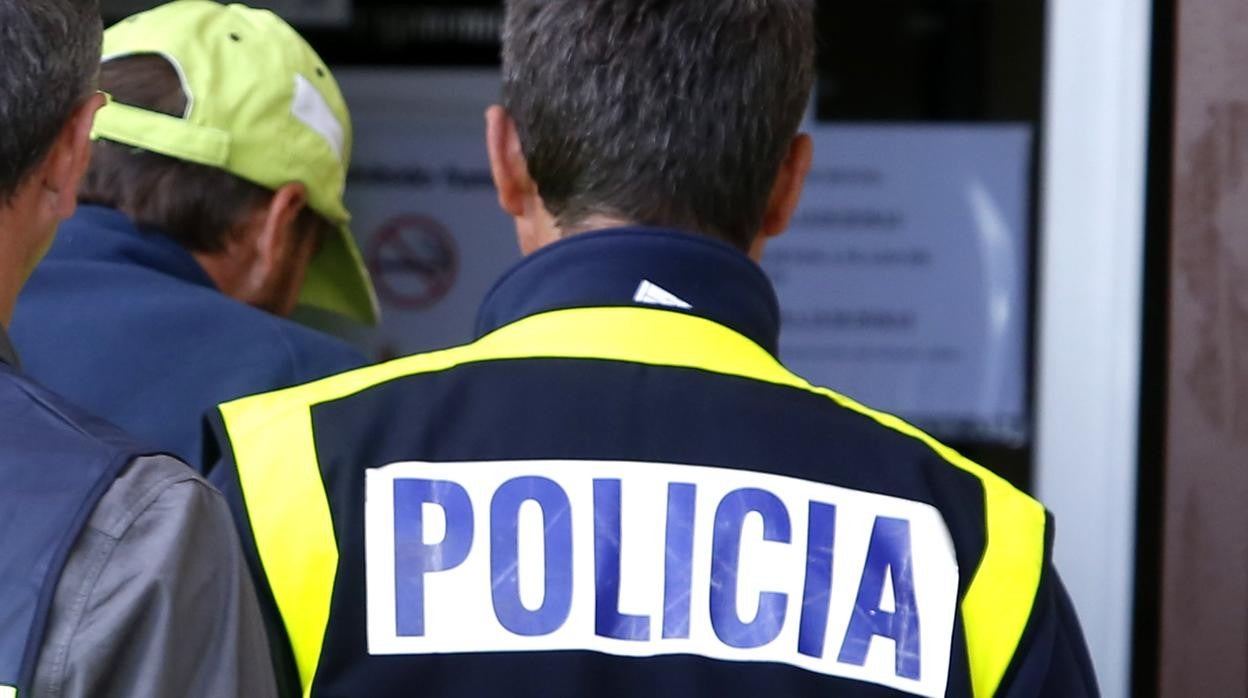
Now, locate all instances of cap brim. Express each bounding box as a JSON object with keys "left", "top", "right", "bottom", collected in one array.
[{"left": 299, "top": 223, "right": 380, "bottom": 326}]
